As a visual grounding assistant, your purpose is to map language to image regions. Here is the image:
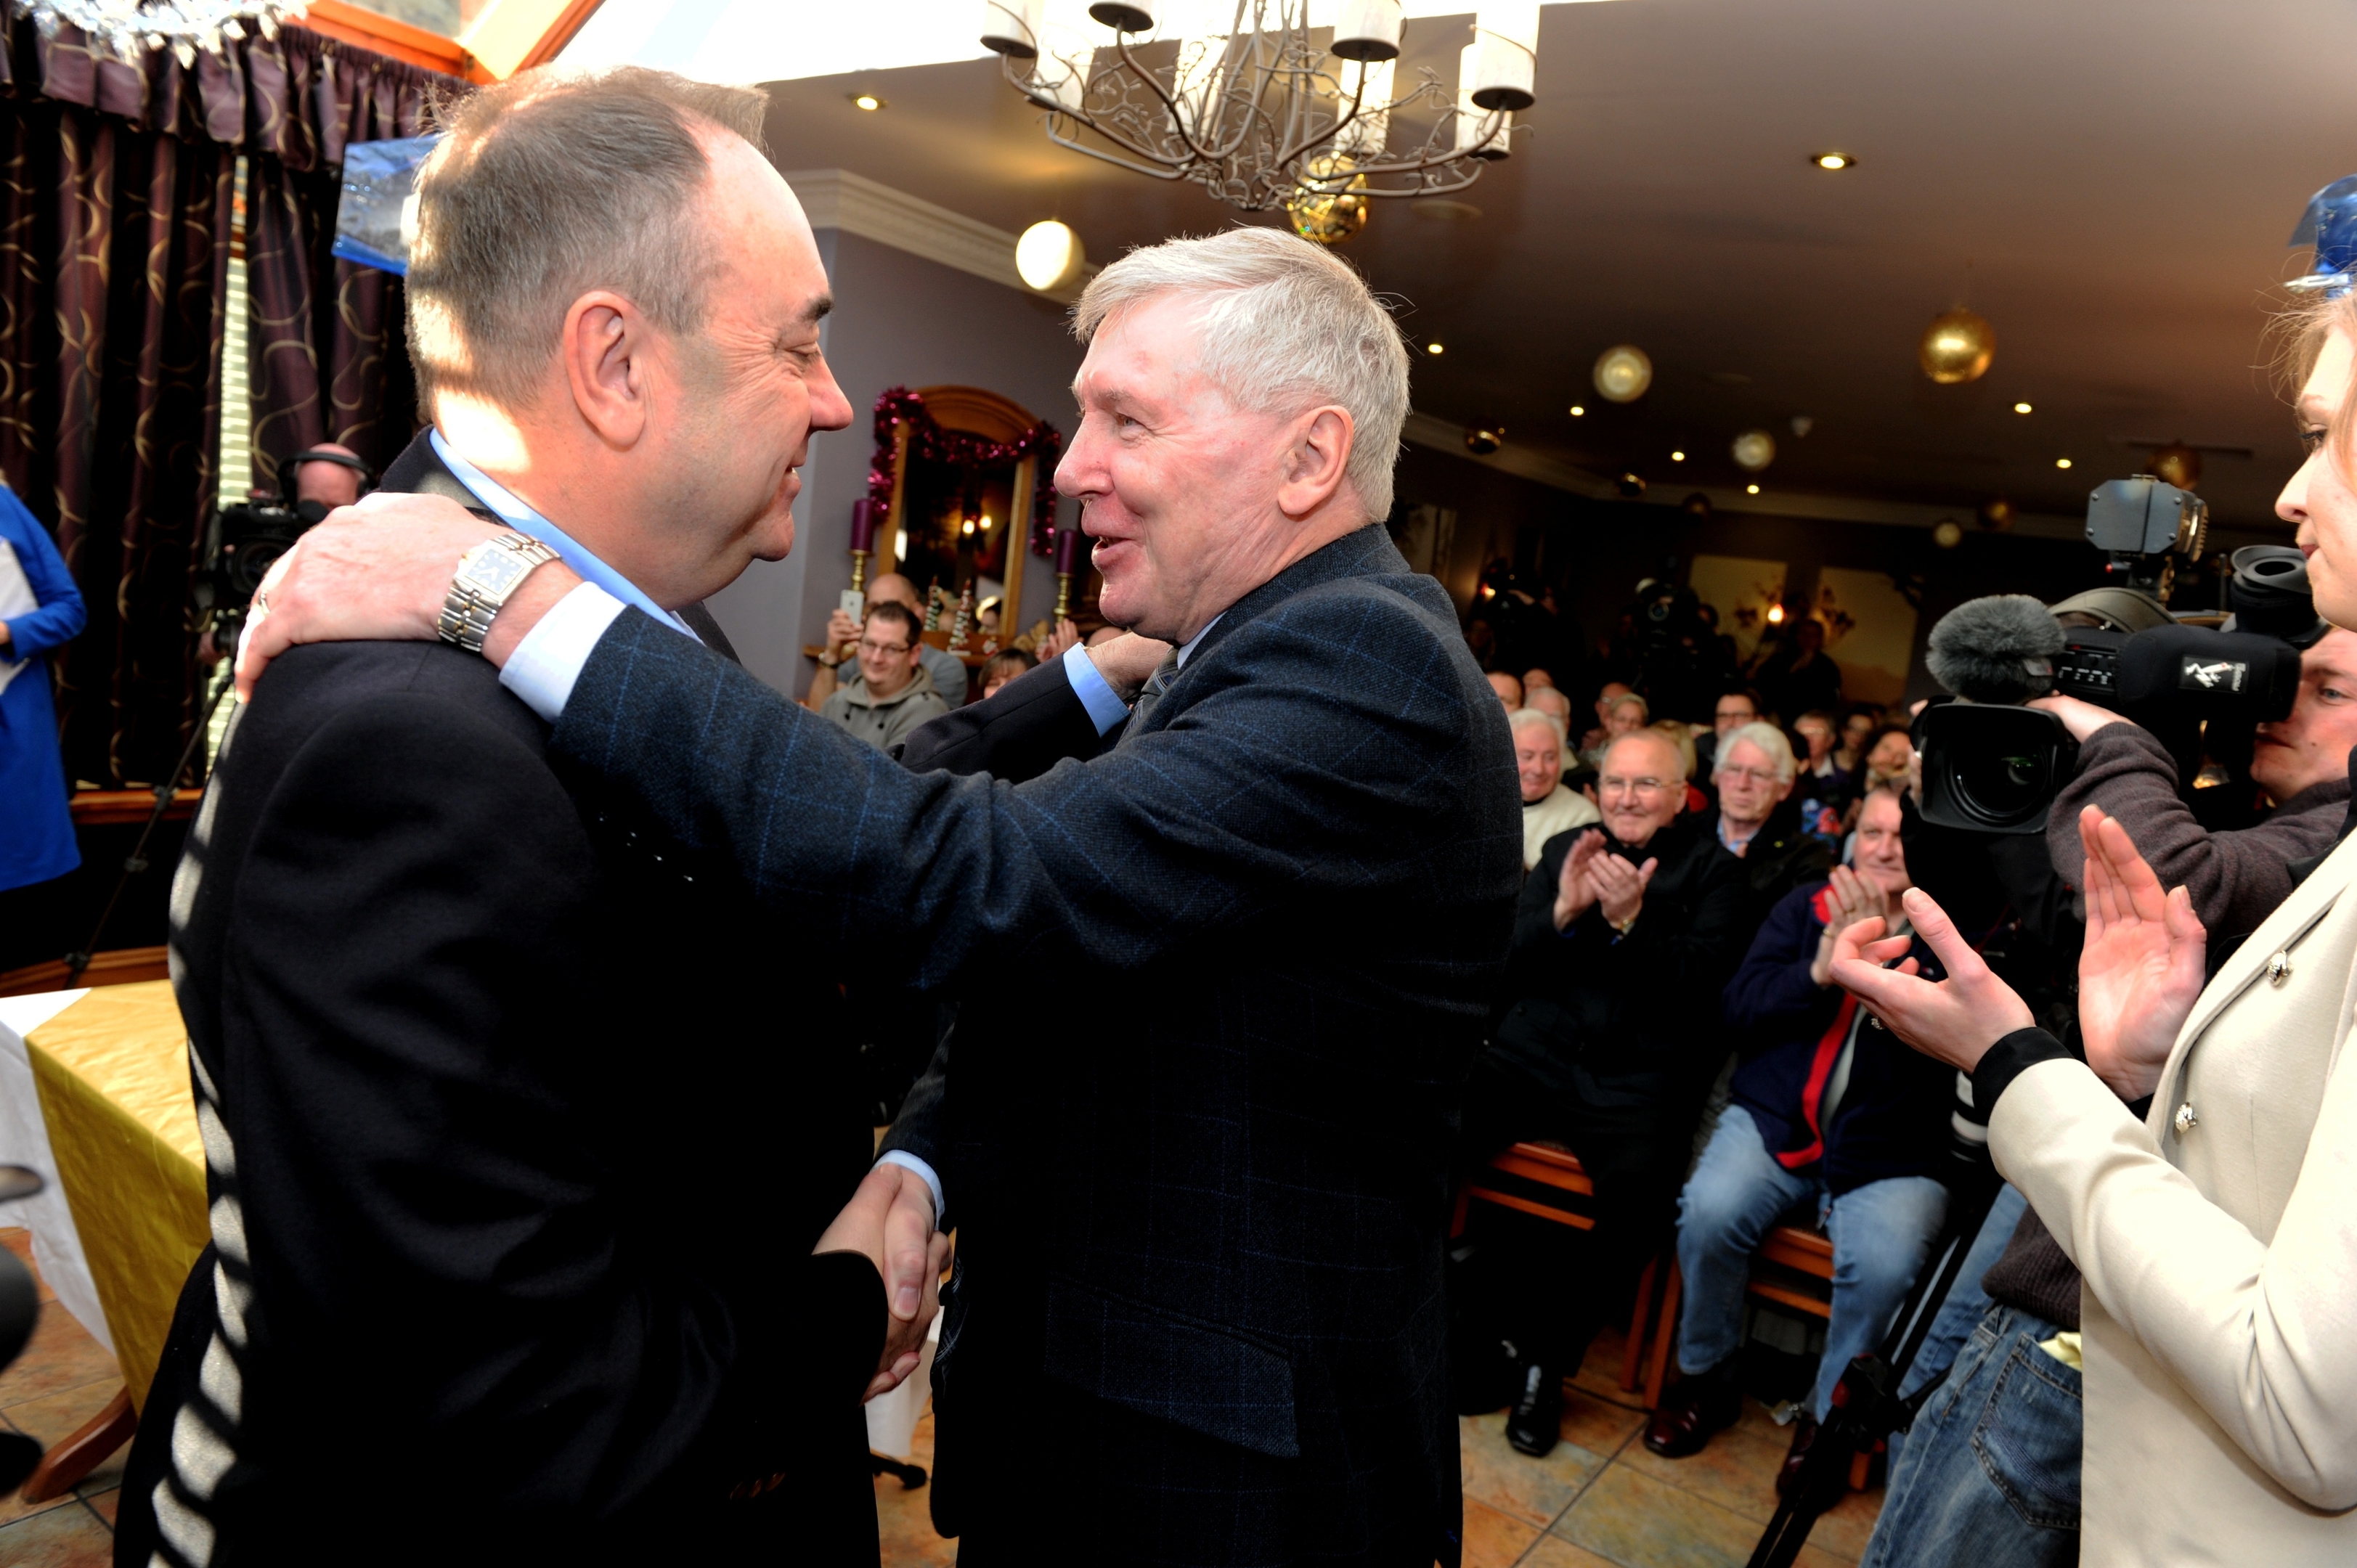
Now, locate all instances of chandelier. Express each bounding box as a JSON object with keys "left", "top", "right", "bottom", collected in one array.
[
  {"left": 977, "top": 0, "right": 1540, "bottom": 224},
  {"left": 8, "top": 0, "right": 307, "bottom": 68}
]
